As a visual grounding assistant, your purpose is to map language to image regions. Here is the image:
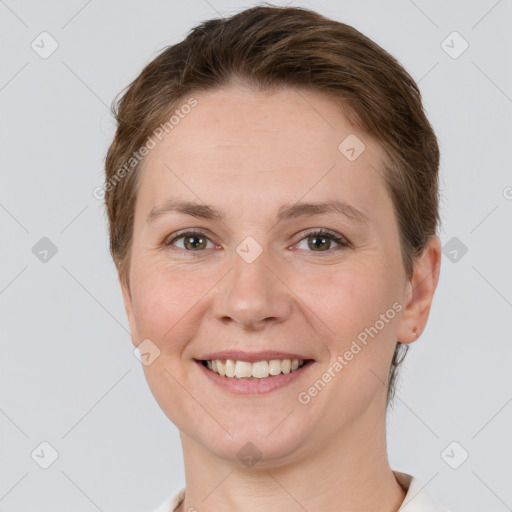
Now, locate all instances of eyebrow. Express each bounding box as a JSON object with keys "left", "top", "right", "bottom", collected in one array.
[{"left": 145, "top": 198, "right": 369, "bottom": 225}]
